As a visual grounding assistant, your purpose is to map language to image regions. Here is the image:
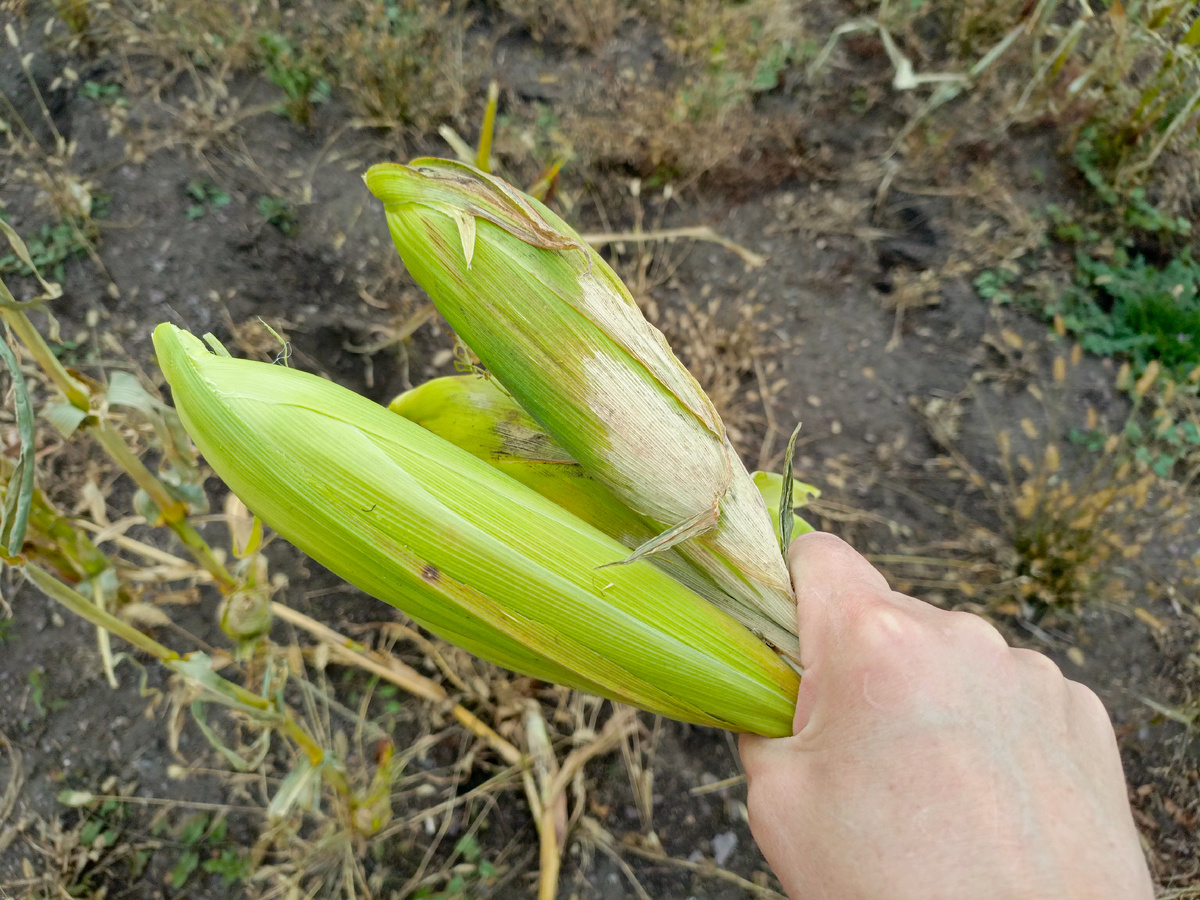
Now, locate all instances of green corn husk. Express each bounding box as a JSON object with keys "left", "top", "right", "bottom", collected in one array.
[
  {"left": 365, "top": 159, "right": 799, "bottom": 659},
  {"left": 153, "top": 324, "right": 799, "bottom": 736},
  {"left": 752, "top": 471, "right": 820, "bottom": 538},
  {"left": 389, "top": 374, "right": 818, "bottom": 558},
  {"left": 389, "top": 373, "right": 738, "bottom": 608},
  {"left": 388, "top": 373, "right": 658, "bottom": 545}
]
